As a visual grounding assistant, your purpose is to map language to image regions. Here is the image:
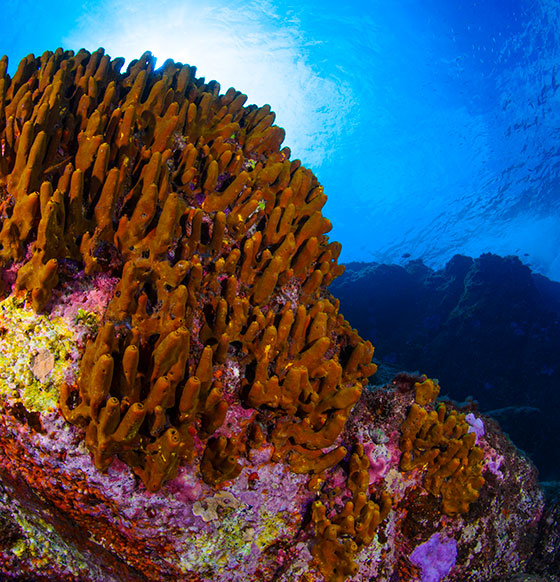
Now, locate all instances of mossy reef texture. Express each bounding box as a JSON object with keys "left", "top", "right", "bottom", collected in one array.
[{"left": 0, "top": 48, "right": 547, "bottom": 582}]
